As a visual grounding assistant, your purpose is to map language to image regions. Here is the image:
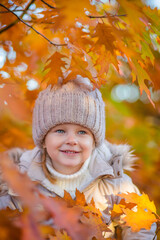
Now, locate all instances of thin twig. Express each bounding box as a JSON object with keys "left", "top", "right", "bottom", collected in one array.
[
  {"left": 88, "top": 14, "right": 127, "bottom": 18},
  {"left": 0, "top": 19, "right": 19, "bottom": 32},
  {"left": 88, "top": 15, "right": 106, "bottom": 18},
  {"left": 24, "top": 20, "right": 56, "bottom": 24},
  {"left": 0, "top": 9, "right": 27, "bottom": 13},
  {"left": 152, "top": 226, "right": 159, "bottom": 240},
  {"left": 0, "top": 3, "right": 66, "bottom": 47},
  {"left": 0, "top": 0, "right": 35, "bottom": 34},
  {"left": 40, "top": 0, "right": 56, "bottom": 9}
]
